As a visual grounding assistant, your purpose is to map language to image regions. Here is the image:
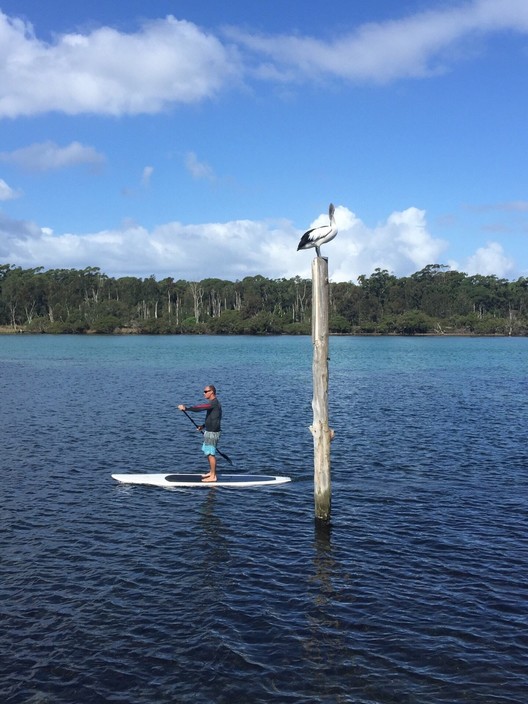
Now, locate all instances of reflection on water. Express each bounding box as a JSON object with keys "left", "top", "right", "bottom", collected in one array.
[
  {"left": 197, "top": 491, "right": 232, "bottom": 579},
  {"left": 312, "top": 519, "right": 335, "bottom": 603},
  {"left": 304, "top": 520, "right": 361, "bottom": 699}
]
